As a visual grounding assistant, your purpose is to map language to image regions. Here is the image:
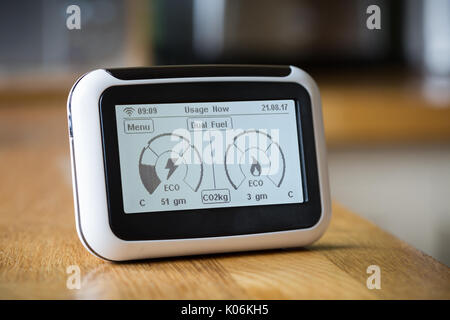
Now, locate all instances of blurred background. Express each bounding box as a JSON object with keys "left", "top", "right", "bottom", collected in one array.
[{"left": 0, "top": 0, "right": 449, "bottom": 265}]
